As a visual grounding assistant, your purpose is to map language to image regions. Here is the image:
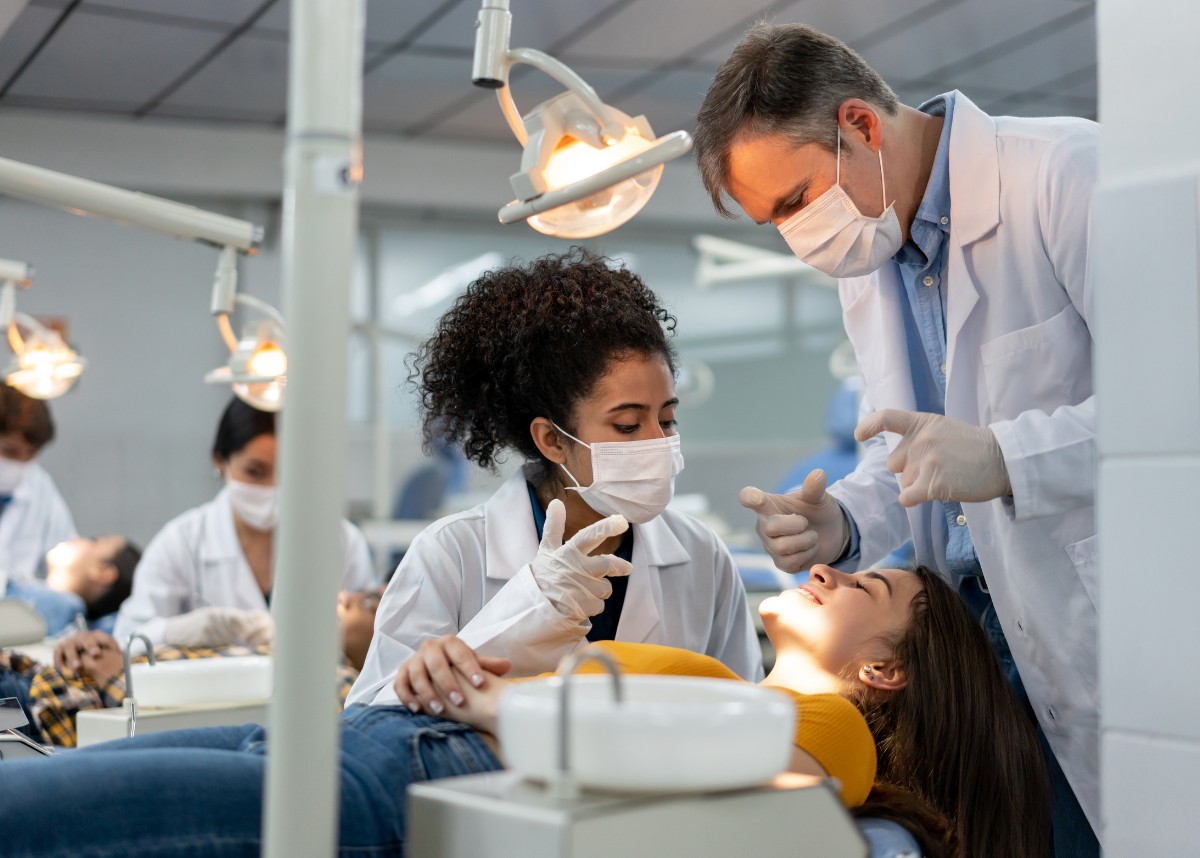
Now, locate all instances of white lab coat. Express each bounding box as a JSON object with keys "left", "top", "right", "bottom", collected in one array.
[
  {"left": 828, "top": 92, "right": 1100, "bottom": 828},
  {"left": 349, "top": 465, "right": 762, "bottom": 706},
  {"left": 0, "top": 463, "right": 76, "bottom": 590},
  {"left": 114, "top": 488, "right": 374, "bottom": 645}
]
